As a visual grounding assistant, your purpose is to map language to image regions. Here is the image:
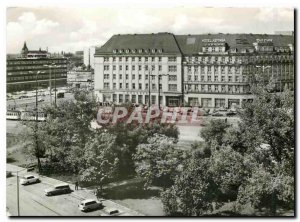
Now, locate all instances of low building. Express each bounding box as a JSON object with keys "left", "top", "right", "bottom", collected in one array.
[{"left": 67, "top": 67, "right": 93, "bottom": 89}]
